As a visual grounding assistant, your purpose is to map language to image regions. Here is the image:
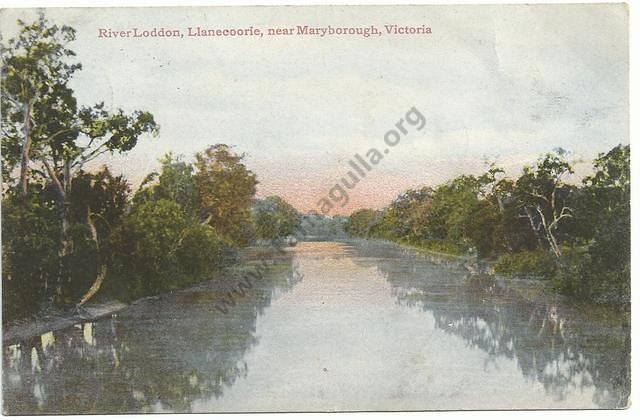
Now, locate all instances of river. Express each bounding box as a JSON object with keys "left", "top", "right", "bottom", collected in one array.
[{"left": 2, "top": 241, "right": 630, "bottom": 413}]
